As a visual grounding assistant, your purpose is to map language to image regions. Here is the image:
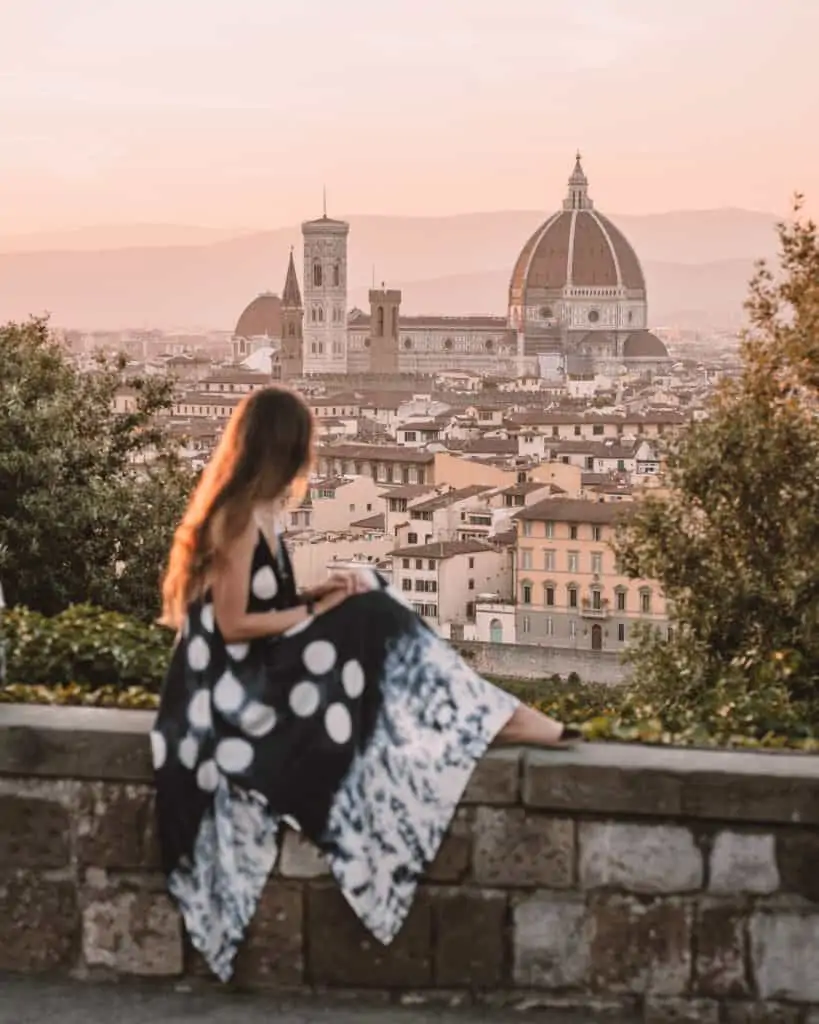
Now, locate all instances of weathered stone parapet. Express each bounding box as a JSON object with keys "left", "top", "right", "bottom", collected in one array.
[{"left": 1, "top": 703, "right": 818, "bottom": 1021}]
